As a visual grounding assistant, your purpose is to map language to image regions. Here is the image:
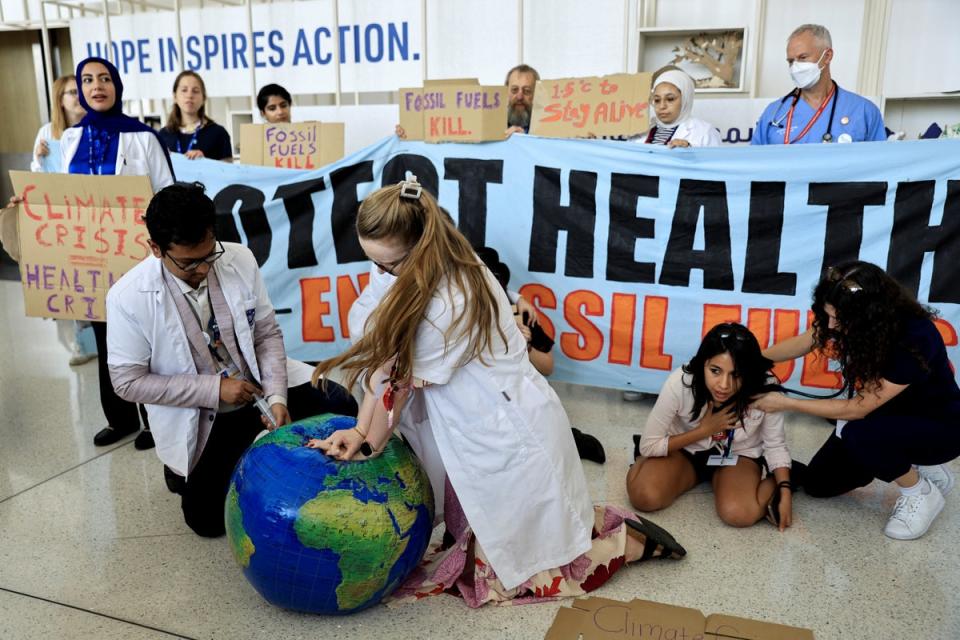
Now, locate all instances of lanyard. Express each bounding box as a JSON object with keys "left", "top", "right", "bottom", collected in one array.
[
  {"left": 183, "top": 288, "right": 227, "bottom": 366},
  {"left": 722, "top": 429, "right": 735, "bottom": 458},
  {"left": 176, "top": 124, "right": 202, "bottom": 154},
  {"left": 86, "top": 126, "right": 114, "bottom": 175},
  {"left": 784, "top": 82, "right": 837, "bottom": 144}
]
